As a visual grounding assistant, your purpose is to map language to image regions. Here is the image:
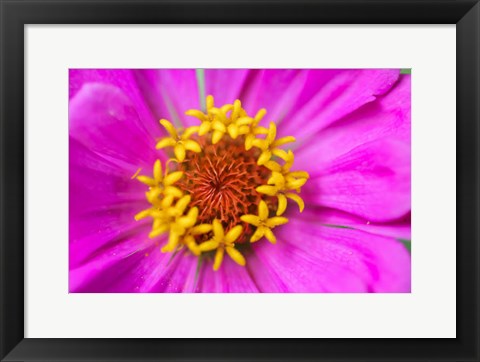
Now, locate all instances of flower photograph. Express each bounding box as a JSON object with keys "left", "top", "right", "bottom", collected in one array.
[{"left": 69, "top": 69, "right": 411, "bottom": 293}]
